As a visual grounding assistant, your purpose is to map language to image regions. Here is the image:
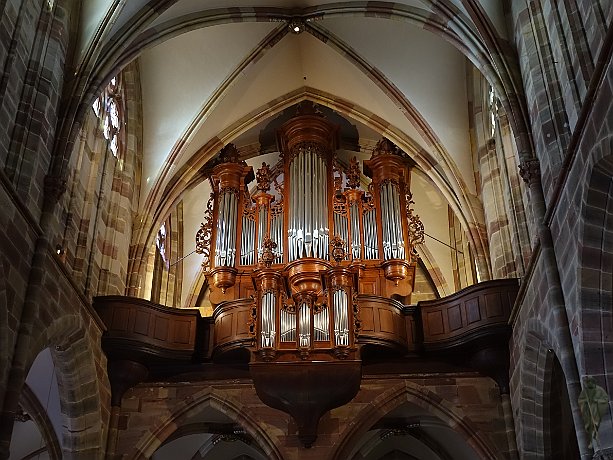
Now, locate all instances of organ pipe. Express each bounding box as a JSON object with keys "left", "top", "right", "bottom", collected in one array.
[{"left": 260, "top": 291, "right": 276, "bottom": 348}]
